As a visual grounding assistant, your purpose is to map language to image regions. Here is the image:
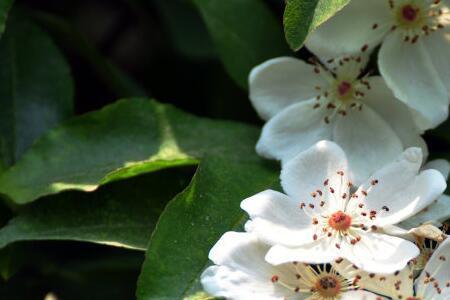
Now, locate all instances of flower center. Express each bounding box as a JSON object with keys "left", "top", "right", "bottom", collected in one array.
[
  {"left": 337, "top": 80, "right": 353, "bottom": 98},
  {"left": 315, "top": 275, "right": 341, "bottom": 298},
  {"left": 328, "top": 211, "right": 352, "bottom": 231},
  {"left": 395, "top": 3, "right": 424, "bottom": 28},
  {"left": 402, "top": 4, "right": 419, "bottom": 22}
]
